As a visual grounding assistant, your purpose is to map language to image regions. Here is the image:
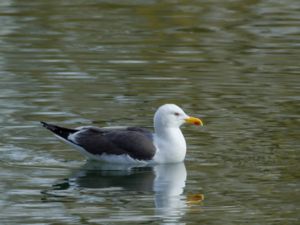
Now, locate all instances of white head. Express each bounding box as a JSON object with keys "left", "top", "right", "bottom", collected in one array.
[
  {"left": 154, "top": 104, "right": 203, "bottom": 130},
  {"left": 152, "top": 104, "right": 203, "bottom": 163}
]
